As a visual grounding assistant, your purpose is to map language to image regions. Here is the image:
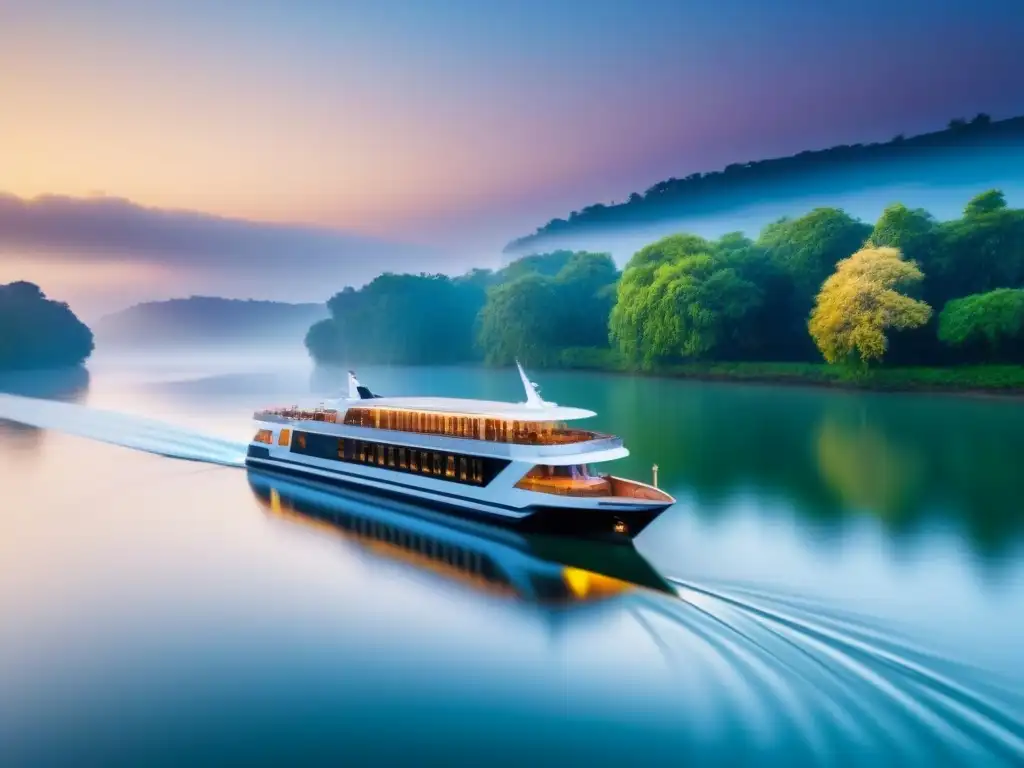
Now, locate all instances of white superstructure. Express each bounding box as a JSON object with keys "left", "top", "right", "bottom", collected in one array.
[{"left": 245, "top": 363, "right": 674, "bottom": 542}]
